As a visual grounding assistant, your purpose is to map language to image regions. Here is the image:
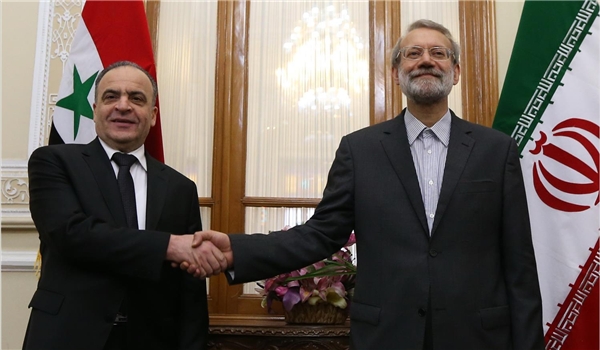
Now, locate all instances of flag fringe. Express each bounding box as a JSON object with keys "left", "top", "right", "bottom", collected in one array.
[{"left": 34, "top": 250, "right": 42, "bottom": 278}]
